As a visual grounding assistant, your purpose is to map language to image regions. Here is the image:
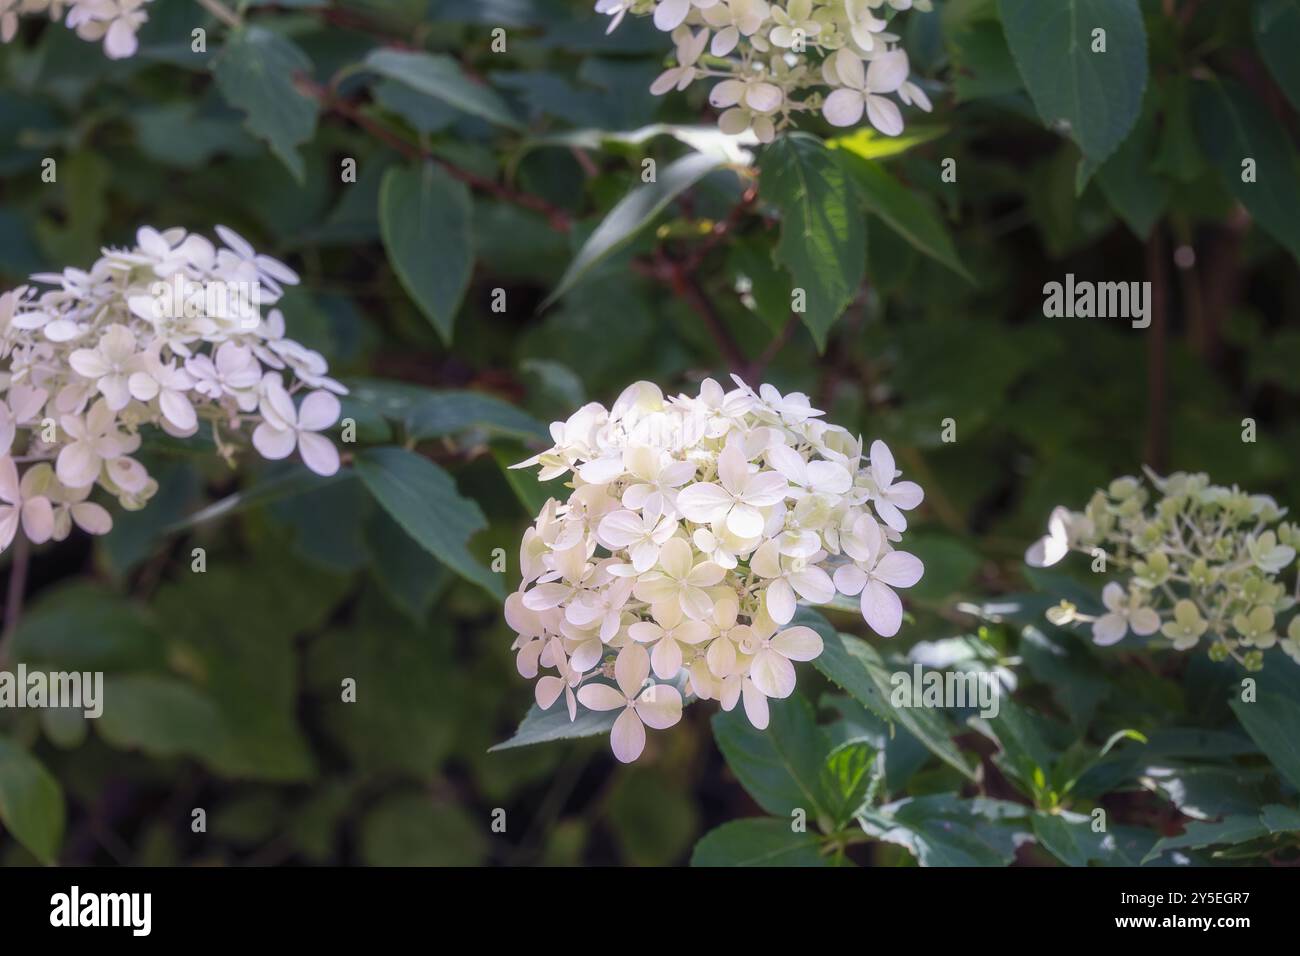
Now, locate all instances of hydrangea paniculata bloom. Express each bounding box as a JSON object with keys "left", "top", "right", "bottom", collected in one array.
[
  {"left": 1, "top": 0, "right": 154, "bottom": 59},
  {"left": 1026, "top": 468, "right": 1300, "bottom": 671},
  {"left": 596, "top": 0, "right": 934, "bottom": 142},
  {"left": 0, "top": 225, "right": 345, "bottom": 553},
  {"left": 506, "top": 377, "right": 925, "bottom": 762}
]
